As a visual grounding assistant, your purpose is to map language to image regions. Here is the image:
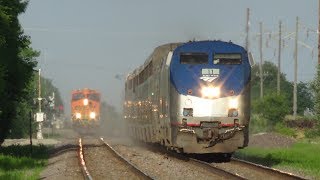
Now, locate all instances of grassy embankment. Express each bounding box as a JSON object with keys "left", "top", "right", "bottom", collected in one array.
[
  {"left": 237, "top": 115, "right": 320, "bottom": 178},
  {"left": 0, "top": 144, "right": 49, "bottom": 180},
  {"left": 235, "top": 141, "right": 320, "bottom": 178}
]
